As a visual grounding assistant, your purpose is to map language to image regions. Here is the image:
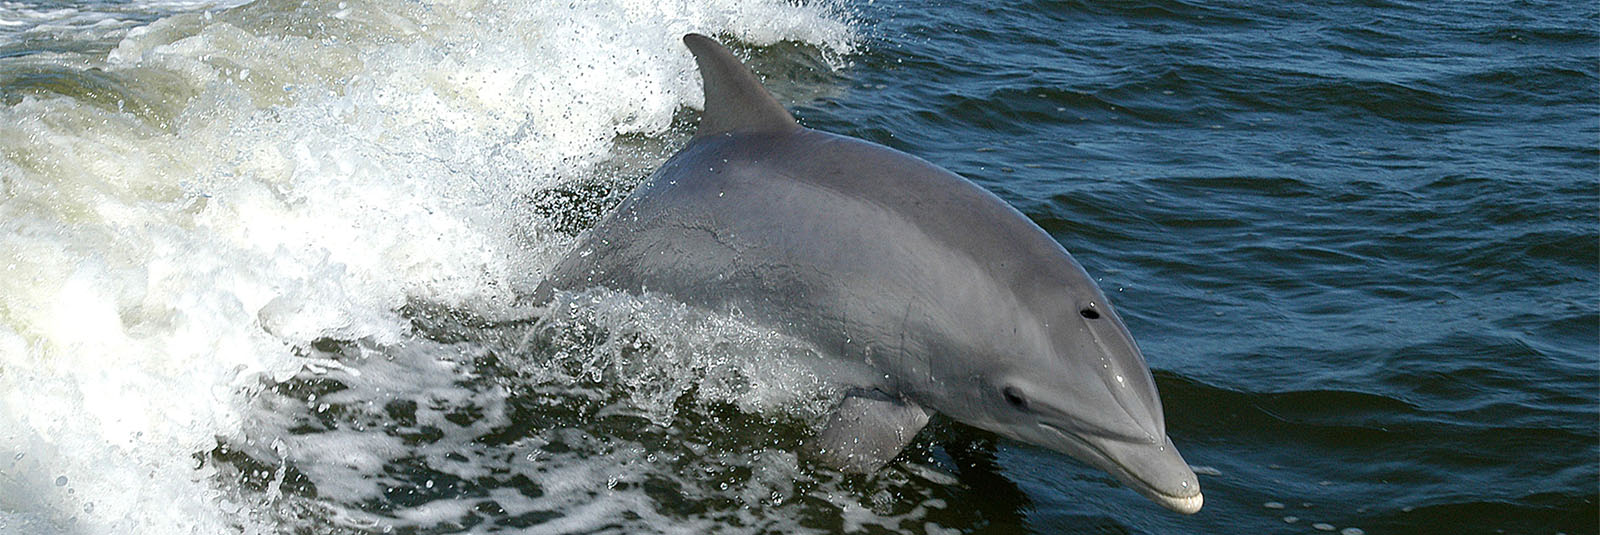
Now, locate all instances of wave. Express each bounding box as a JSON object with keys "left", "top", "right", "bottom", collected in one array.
[{"left": 0, "top": 0, "right": 854, "bottom": 532}]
